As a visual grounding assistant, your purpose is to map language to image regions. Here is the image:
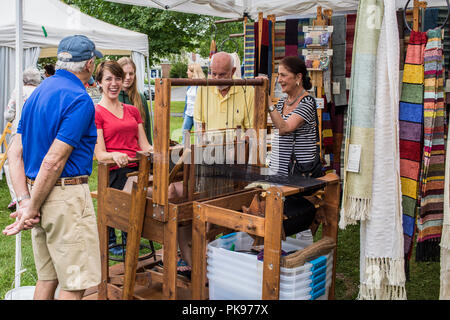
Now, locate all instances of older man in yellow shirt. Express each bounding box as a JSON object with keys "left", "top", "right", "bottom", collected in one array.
[{"left": 194, "top": 52, "right": 255, "bottom": 131}]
